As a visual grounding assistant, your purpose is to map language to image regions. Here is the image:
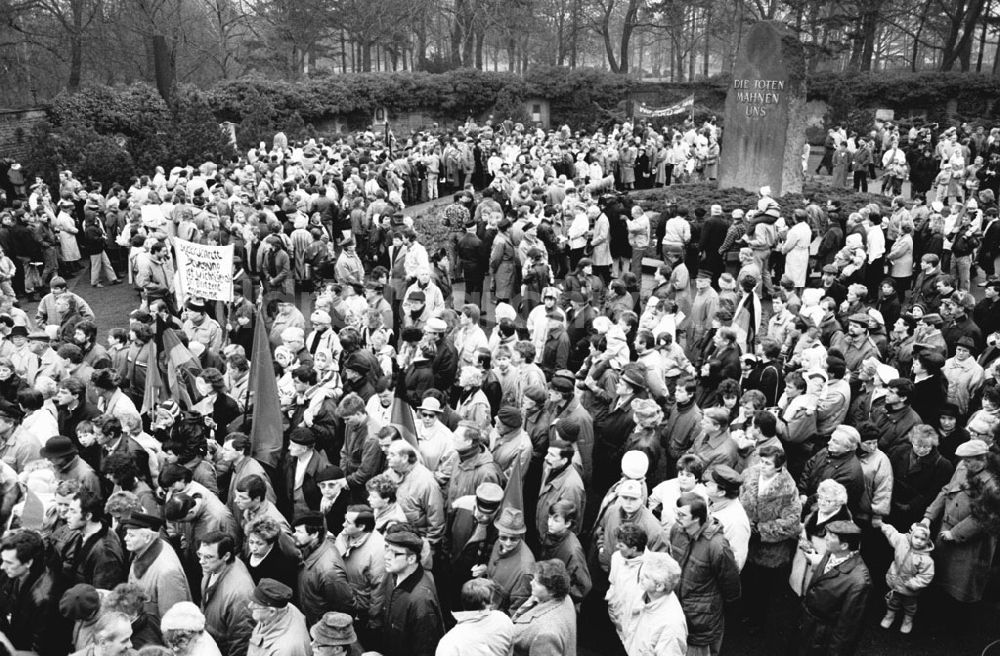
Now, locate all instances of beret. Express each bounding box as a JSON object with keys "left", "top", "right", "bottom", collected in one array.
[
  {"left": 59, "top": 584, "right": 100, "bottom": 620},
  {"left": 523, "top": 386, "right": 548, "bottom": 405},
  {"left": 289, "top": 427, "right": 317, "bottom": 446},
  {"left": 315, "top": 465, "right": 345, "bottom": 483},
  {"left": 555, "top": 419, "right": 581, "bottom": 442},
  {"left": 292, "top": 511, "right": 326, "bottom": 530},
  {"left": 253, "top": 578, "right": 293, "bottom": 608},
  {"left": 406, "top": 290, "right": 426, "bottom": 302},
  {"left": 847, "top": 313, "right": 870, "bottom": 326},
  {"left": 497, "top": 406, "right": 522, "bottom": 428},
  {"left": 822, "top": 264, "right": 839, "bottom": 274},
  {"left": 550, "top": 370, "right": 576, "bottom": 393}
]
